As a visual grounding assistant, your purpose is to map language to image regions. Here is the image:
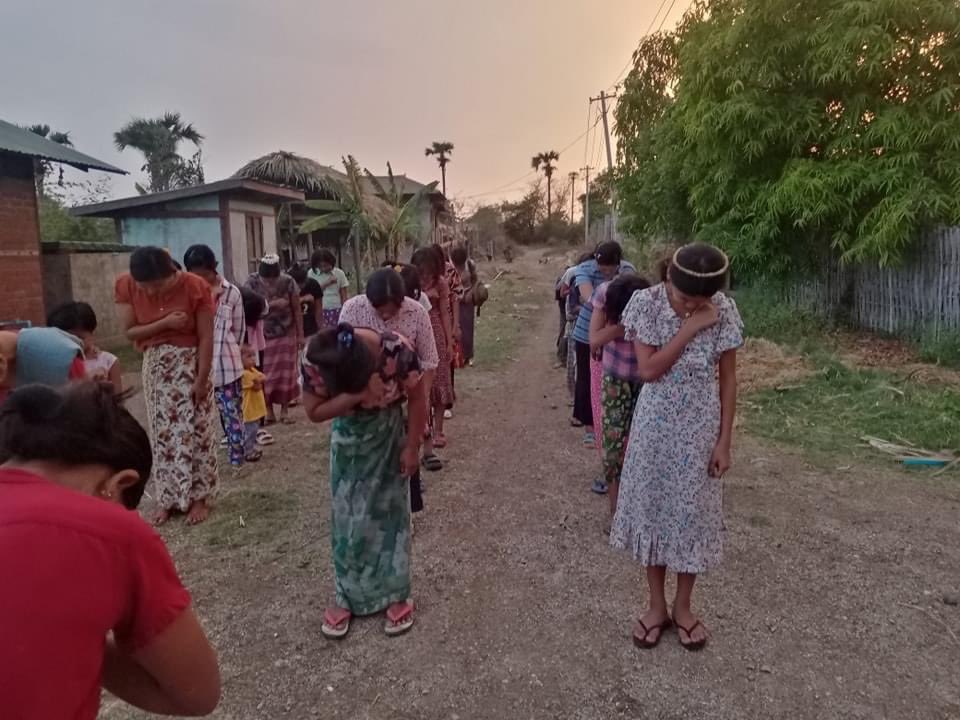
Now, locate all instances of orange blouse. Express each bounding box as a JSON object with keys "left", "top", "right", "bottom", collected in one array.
[{"left": 114, "top": 271, "right": 214, "bottom": 350}]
